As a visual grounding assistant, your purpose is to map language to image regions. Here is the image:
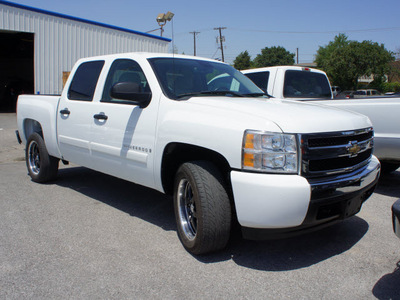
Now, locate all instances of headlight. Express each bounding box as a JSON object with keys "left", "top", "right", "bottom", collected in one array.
[{"left": 242, "top": 130, "right": 299, "bottom": 174}]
